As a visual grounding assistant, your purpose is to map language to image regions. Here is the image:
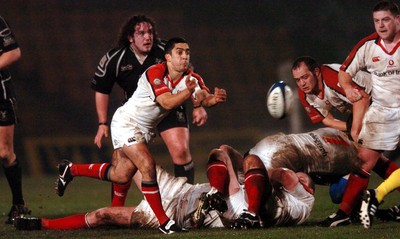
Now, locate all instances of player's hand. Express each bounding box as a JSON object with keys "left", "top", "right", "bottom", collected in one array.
[
  {"left": 185, "top": 73, "right": 196, "bottom": 93},
  {"left": 94, "top": 125, "right": 109, "bottom": 148},
  {"left": 192, "top": 106, "right": 208, "bottom": 126},
  {"left": 213, "top": 87, "right": 227, "bottom": 103},
  {"left": 345, "top": 88, "right": 362, "bottom": 103}
]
